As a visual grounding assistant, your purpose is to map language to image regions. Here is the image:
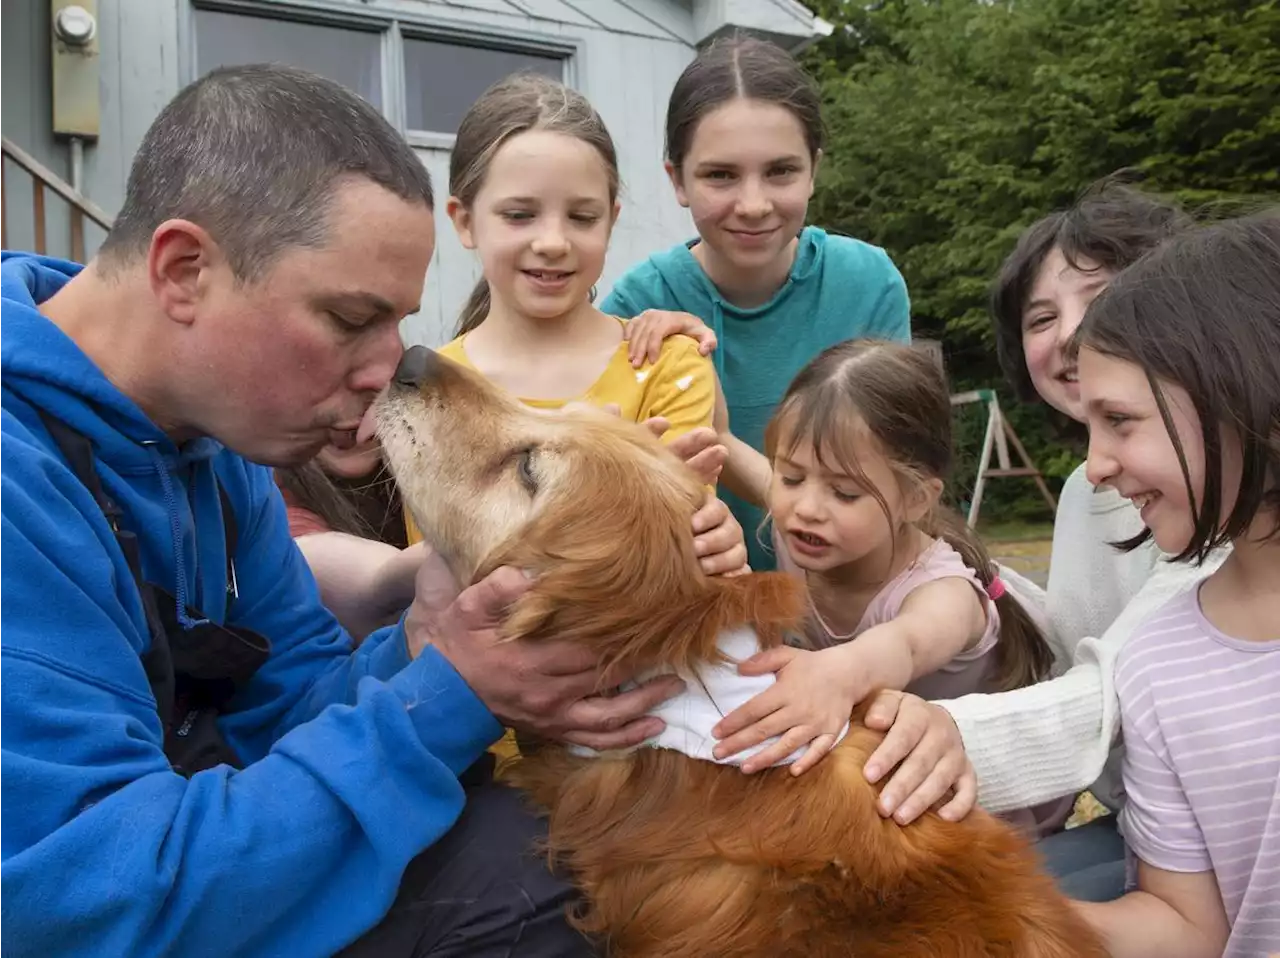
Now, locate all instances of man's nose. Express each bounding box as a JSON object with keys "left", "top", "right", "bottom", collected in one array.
[{"left": 393, "top": 345, "right": 442, "bottom": 389}]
